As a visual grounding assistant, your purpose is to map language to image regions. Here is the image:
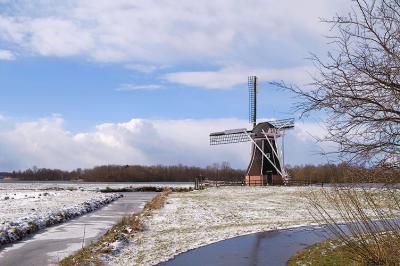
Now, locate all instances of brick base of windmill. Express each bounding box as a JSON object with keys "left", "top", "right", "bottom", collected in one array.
[{"left": 245, "top": 175, "right": 284, "bottom": 186}]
